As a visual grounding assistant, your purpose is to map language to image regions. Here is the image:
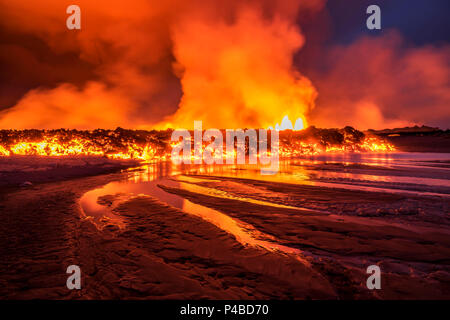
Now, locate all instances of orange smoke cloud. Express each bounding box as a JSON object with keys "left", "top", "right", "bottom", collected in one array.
[
  {"left": 309, "top": 32, "right": 450, "bottom": 130},
  {"left": 0, "top": 0, "right": 322, "bottom": 130},
  {"left": 0, "top": 82, "right": 134, "bottom": 129},
  {"left": 0, "top": 0, "right": 183, "bottom": 129},
  {"left": 5, "top": 1, "right": 445, "bottom": 131},
  {"left": 163, "top": 6, "right": 317, "bottom": 129}
]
